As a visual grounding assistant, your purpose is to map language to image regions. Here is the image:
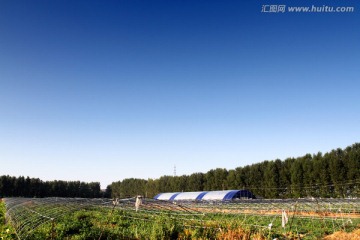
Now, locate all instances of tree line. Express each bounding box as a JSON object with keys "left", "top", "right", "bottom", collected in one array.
[
  {"left": 1, "top": 143, "right": 359, "bottom": 199},
  {"left": 110, "top": 143, "right": 360, "bottom": 199},
  {"left": 0, "top": 176, "right": 108, "bottom": 198}
]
